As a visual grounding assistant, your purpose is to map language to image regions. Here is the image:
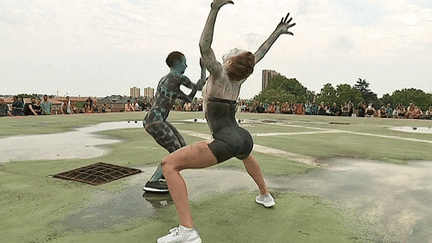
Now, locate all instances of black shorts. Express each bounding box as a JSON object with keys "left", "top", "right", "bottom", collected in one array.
[{"left": 205, "top": 98, "right": 254, "bottom": 163}]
